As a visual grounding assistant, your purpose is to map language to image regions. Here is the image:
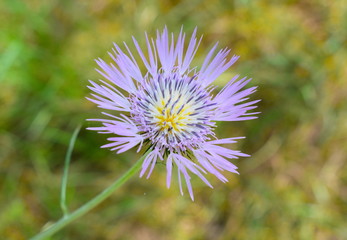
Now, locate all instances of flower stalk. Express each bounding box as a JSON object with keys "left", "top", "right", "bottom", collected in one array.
[
  {"left": 61, "top": 124, "right": 81, "bottom": 217},
  {"left": 30, "top": 151, "right": 149, "bottom": 240}
]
